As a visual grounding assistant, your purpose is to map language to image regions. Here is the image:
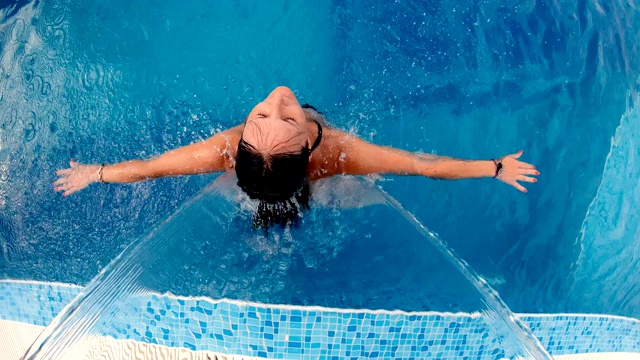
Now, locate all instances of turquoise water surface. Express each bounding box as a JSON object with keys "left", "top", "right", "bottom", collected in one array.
[{"left": 1, "top": 0, "right": 640, "bottom": 358}]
